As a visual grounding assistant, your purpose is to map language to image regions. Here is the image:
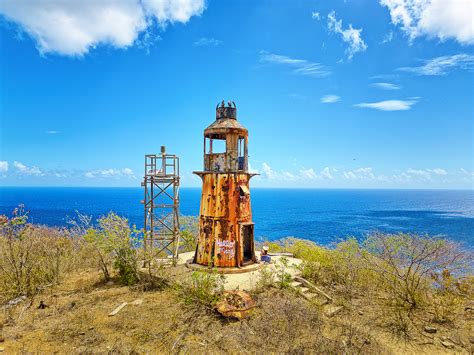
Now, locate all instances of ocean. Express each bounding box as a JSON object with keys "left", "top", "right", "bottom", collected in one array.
[{"left": 0, "top": 187, "right": 472, "bottom": 247}]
